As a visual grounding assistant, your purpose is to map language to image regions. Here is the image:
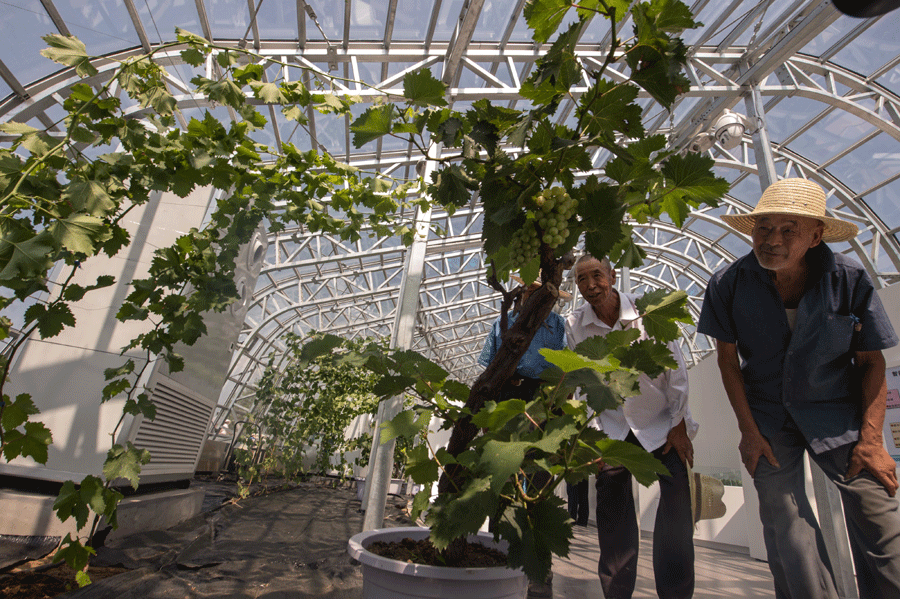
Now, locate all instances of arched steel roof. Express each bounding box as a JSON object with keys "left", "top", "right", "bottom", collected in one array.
[{"left": 3, "top": 0, "right": 900, "bottom": 430}]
